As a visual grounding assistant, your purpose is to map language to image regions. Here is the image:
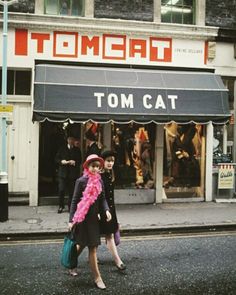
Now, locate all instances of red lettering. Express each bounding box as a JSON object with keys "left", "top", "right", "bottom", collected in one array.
[
  {"left": 15, "top": 29, "right": 28, "bottom": 56},
  {"left": 129, "top": 39, "right": 147, "bottom": 58},
  {"left": 150, "top": 37, "right": 172, "bottom": 62},
  {"left": 31, "top": 33, "right": 50, "bottom": 53},
  {"left": 53, "top": 32, "right": 78, "bottom": 58},
  {"left": 103, "top": 34, "right": 126, "bottom": 60},
  {"left": 81, "top": 36, "right": 99, "bottom": 55}
]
